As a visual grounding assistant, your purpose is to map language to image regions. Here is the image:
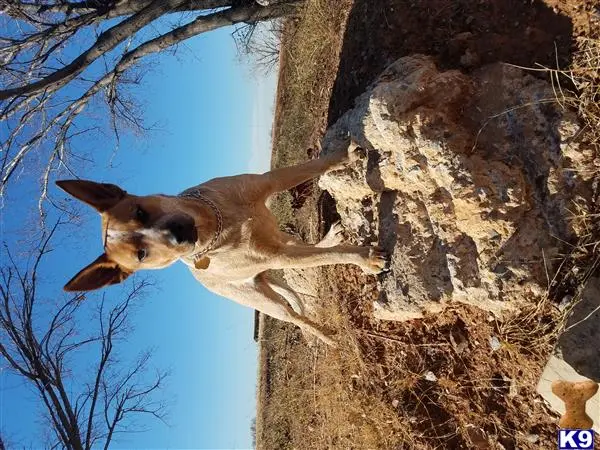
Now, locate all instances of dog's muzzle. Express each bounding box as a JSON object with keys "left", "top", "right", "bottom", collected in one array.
[{"left": 164, "top": 215, "right": 197, "bottom": 245}]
